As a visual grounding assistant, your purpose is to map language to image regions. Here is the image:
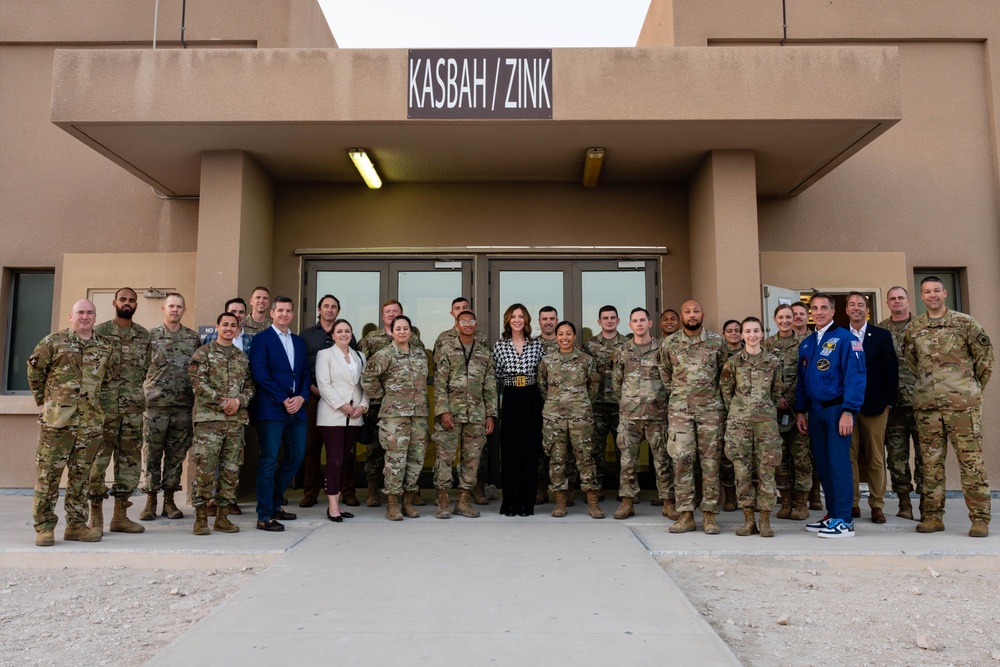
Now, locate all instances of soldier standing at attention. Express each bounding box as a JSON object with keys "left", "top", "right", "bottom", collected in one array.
[
  {"left": 878, "top": 286, "right": 923, "bottom": 520},
  {"left": 358, "top": 299, "right": 426, "bottom": 507},
  {"left": 904, "top": 276, "right": 994, "bottom": 537},
  {"left": 658, "top": 299, "right": 728, "bottom": 534},
  {"left": 720, "top": 317, "right": 783, "bottom": 537},
  {"left": 242, "top": 286, "right": 272, "bottom": 335},
  {"left": 583, "top": 305, "right": 628, "bottom": 500},
  {"left": 189, "top": 312, "right": 255, "bottom": 535},
  {"left": 611, "top": 308, "right": 675, "bottom": 521},
  {"left": 139, "top": 292, "right": 200, "bottom": 522},
  {"left": 88, "top": 287, "right": 150, "bottom": 535},
  {"left": 537, "top": 321, "right": 603, "bottom": 518},
  {"left": 361, "top": 315, "right": 430, "bottom": 521},
  {"left": 432, "top": 309, "right": 497, "bottom": 519},
  {"left": 28, "top": 299, "right": 110, "bottom": 546}
]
